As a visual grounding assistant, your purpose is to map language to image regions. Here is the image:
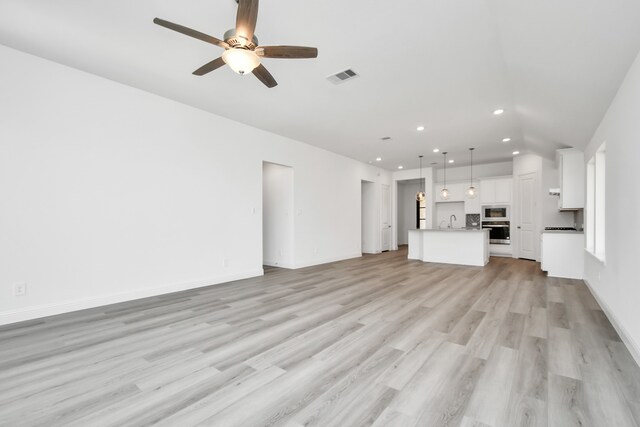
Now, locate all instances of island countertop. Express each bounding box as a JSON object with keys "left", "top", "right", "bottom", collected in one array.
[{"left": 408, "top": 228, "right": 489, "bottom": 266}]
